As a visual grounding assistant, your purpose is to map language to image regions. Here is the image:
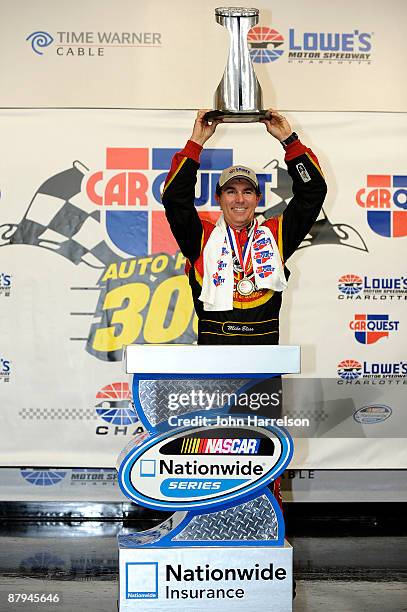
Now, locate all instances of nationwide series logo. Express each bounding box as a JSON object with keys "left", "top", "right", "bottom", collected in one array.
[
  {"left": 0, "top": 272, "right": 12, "bottom": 296},
  {"left": 119, "top": 425, "right": 292, "bottom": 511},
  {"left": 338, "top": 274, "right": 407, "bottom": 301},
  {"left": 349, "top": 314, "right": 399, "bottom": 344},
  {"left": 26, "top": 30, "right": 162, "bottom": 57},
  {"left": 353, "top": 404, "right": 392, "bottom": 425},
  {"left": 247, "top": 23, "right": 373, "bottom": 63},
  {"left": 356, "top": 174, "right": 407, "bottom": 237},
  {"left": 337, "top": 359, "right": 407, "bottom": 383},
  {"left": 0, "top": 357, "right": 10, "bottom": 382}
]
